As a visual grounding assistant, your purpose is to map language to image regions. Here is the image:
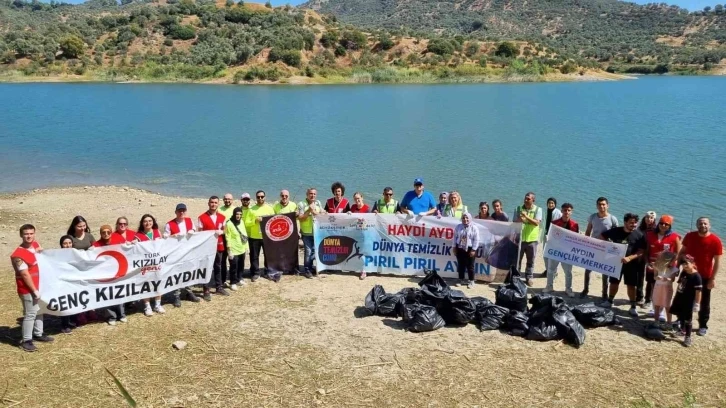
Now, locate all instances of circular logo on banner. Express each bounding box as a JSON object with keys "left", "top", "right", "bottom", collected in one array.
[{"left": 266, "top": 215, "right": 293, "bottom": 241}]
